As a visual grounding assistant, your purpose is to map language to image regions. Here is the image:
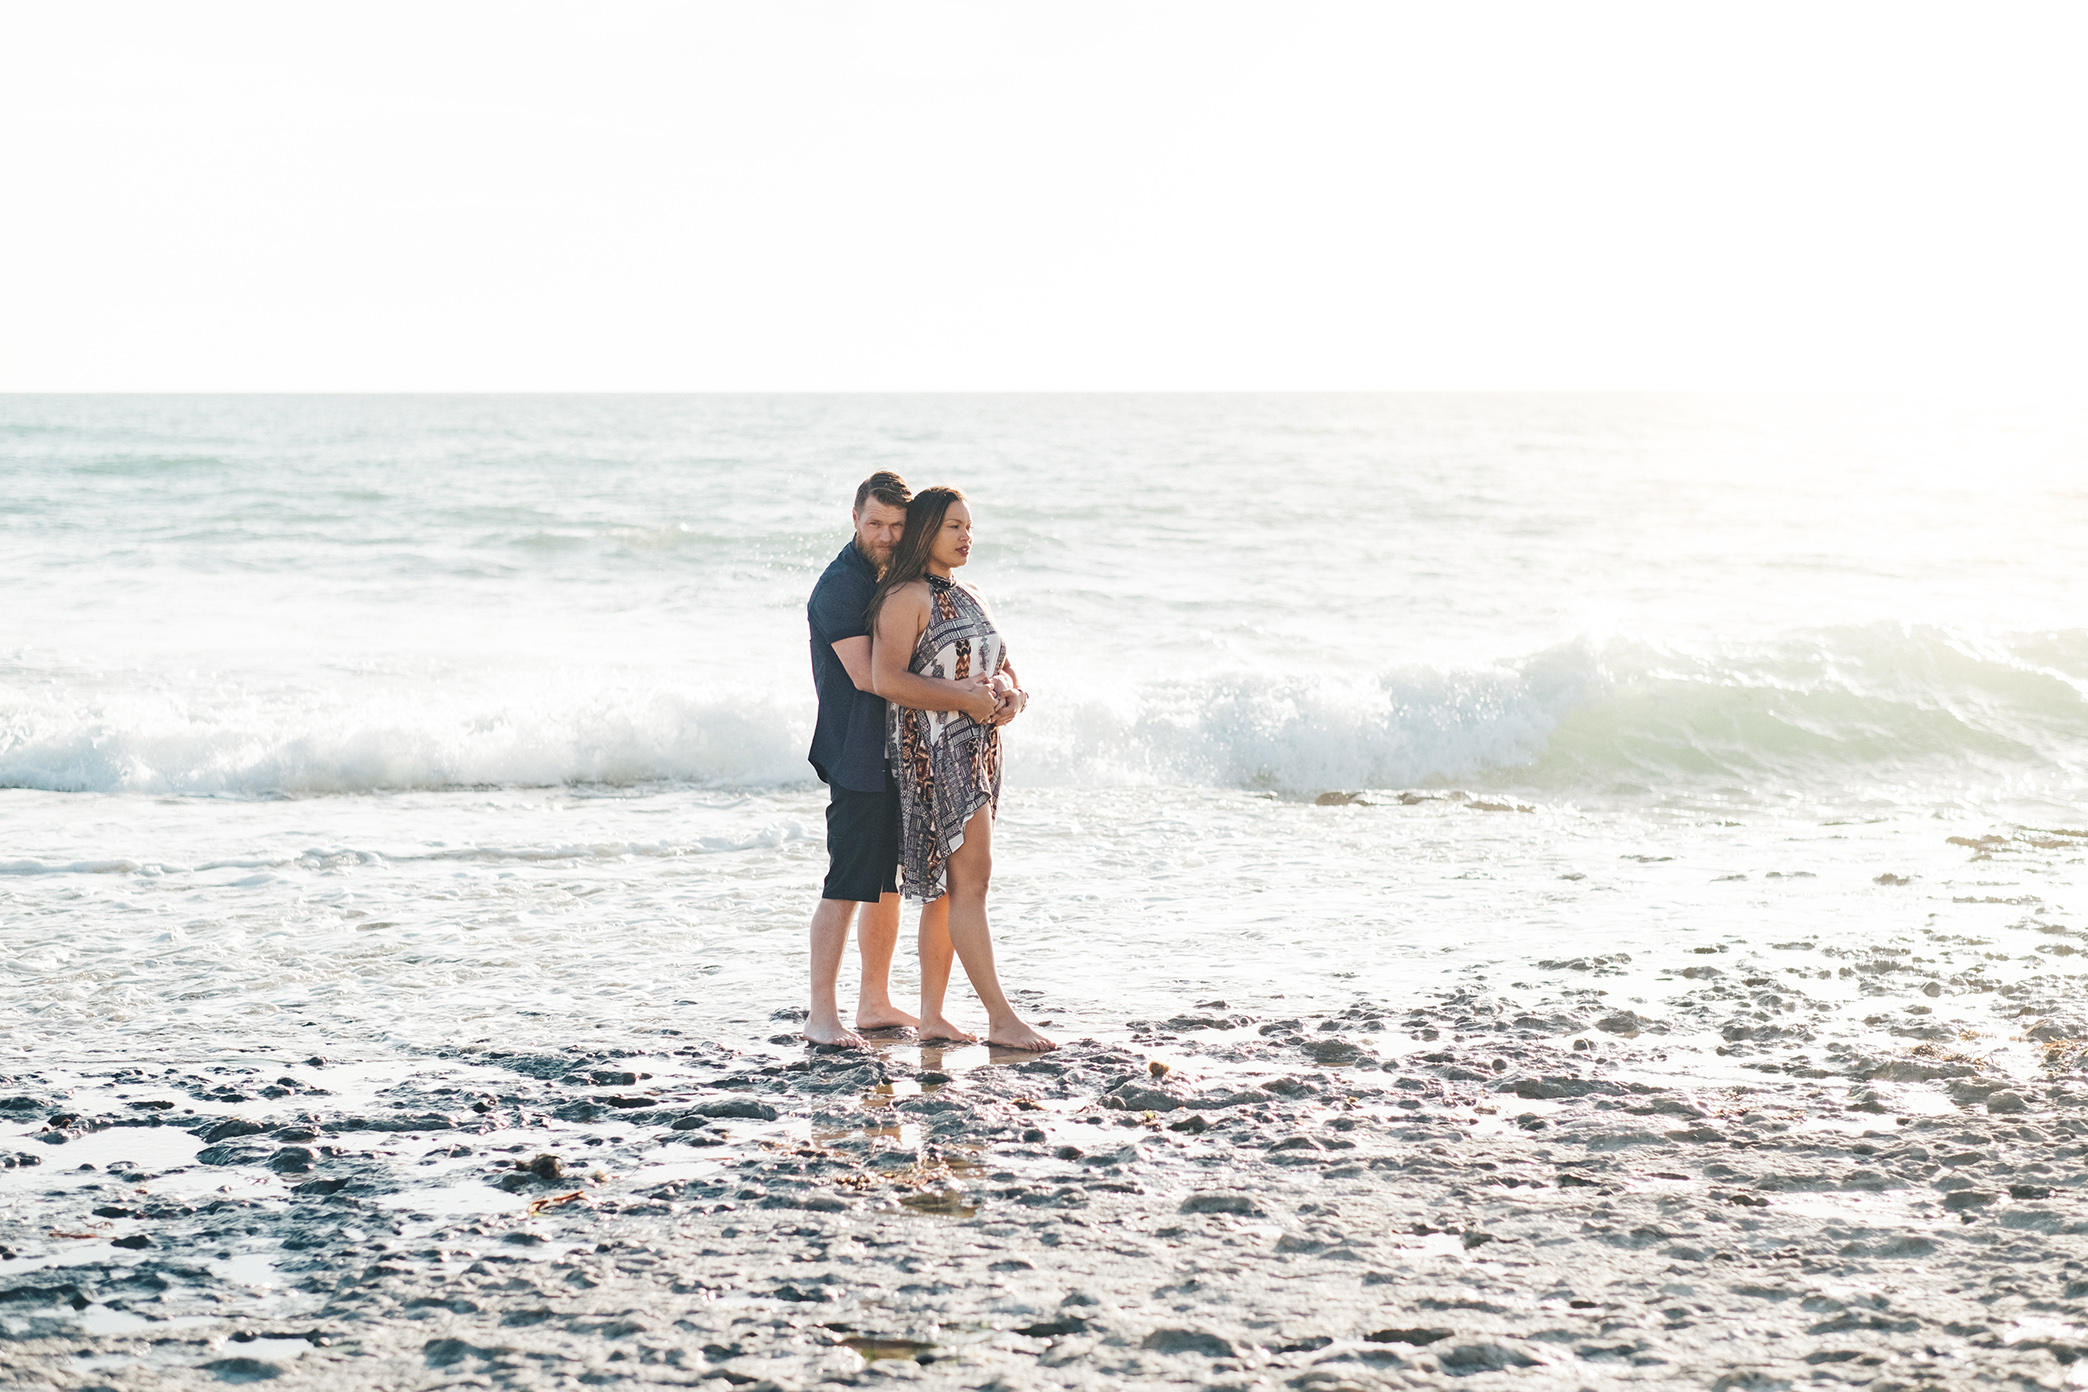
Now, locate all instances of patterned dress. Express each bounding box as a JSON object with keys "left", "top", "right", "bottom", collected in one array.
[{"left": 888, "top": 574, "right": 1008, "bottom": 902}]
